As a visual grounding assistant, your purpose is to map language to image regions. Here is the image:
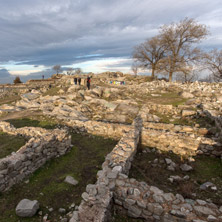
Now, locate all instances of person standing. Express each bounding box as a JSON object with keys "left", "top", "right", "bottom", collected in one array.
[
  {"left": 74, "top": 77, "right": 77, "bottom": 85},
  {"left": 86, "top": 76, "right": 91, "bottom": 90},
  {"left": 78, "top": 77, "right": 81, "bottom": 85}
]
